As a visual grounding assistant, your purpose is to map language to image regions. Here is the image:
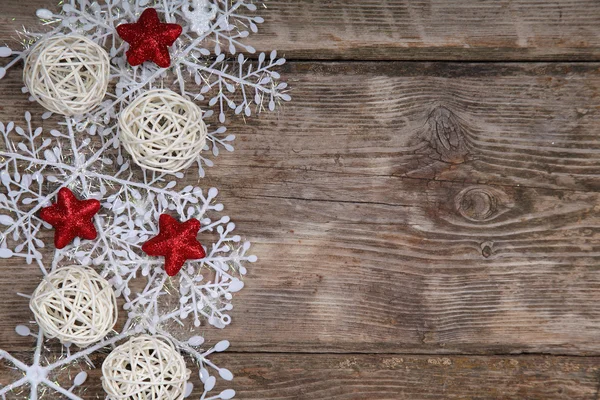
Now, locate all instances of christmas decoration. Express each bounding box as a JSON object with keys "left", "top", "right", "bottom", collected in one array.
[
  {"left": 23, "top": 35, "right": 110, "bottom": 116},
  {"left": 0, "top": 114, "right": 254, "bottom": 398},
  {"left": 0, "top": 322, "right": 234, "bottom": 399},
  {"left": 102, "top": 335, "right": 191, "bottom": 400},
  {"left": 118, "top": 89, "right": 208, "bottom": 173},
  {"left": 183, "top": 0, "right": 218, "bottom": 36},
  {"left": 29, "top": 266, "right": 118, "bottom": 347},
  {"left": 39, "top": 187, "right": 101, "bottom": 249},
  {"left": 142, "top": 214, "right": 206, "bottom": 277},
  {"left": 0, "top": 327, "right": 124, "bottom": 399},
  {"left": 116, "top": 8, "right": 183, "bottom": 68},
  {"left": 0, "top": 0, "right": 290, "bottom": 177},
  {"left": 0, "top": 114, "right": 252, "bottom": 329},
  {"left": 0, "top": 0, "right": 288, "bottom": 397}
]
